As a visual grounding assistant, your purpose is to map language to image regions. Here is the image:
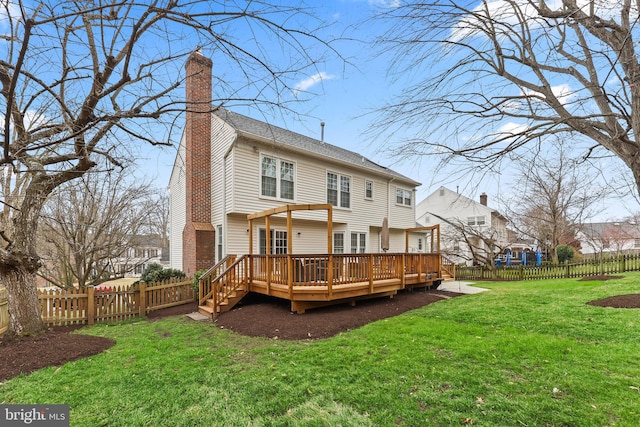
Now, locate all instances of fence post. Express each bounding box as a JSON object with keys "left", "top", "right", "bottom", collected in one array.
[
  {"left": 87, "top": 286, "right": 95, "bottom": 325},
  {"left": 139, "top": 281, "right": 147, "bottom": 317}
]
